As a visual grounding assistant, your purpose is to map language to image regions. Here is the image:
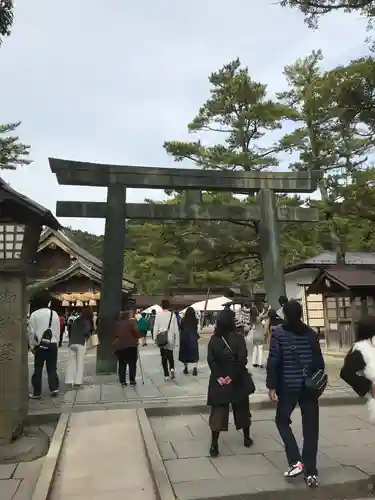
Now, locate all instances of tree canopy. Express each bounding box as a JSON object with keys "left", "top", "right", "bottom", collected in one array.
[
  {"left": 0, "top": 0, "right": 13, "bottom": 45},
  {"left": 63, "top": 50, "right": 375, "bottom": 293},
  {"left": 280, "top": 0, "right": 375, "bottom": 27},
  {"left": 27, "top": 1, "right": 375, "bottom": 294},
  {"left": 0, "top": 122, "right": 31, "bottom": 170}
]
